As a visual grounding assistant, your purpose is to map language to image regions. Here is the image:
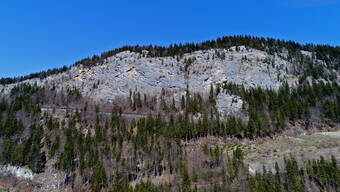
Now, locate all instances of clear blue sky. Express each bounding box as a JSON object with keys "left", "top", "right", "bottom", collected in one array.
[{"left": 1, "top": 0, "right": 340, "bottom": 78}]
